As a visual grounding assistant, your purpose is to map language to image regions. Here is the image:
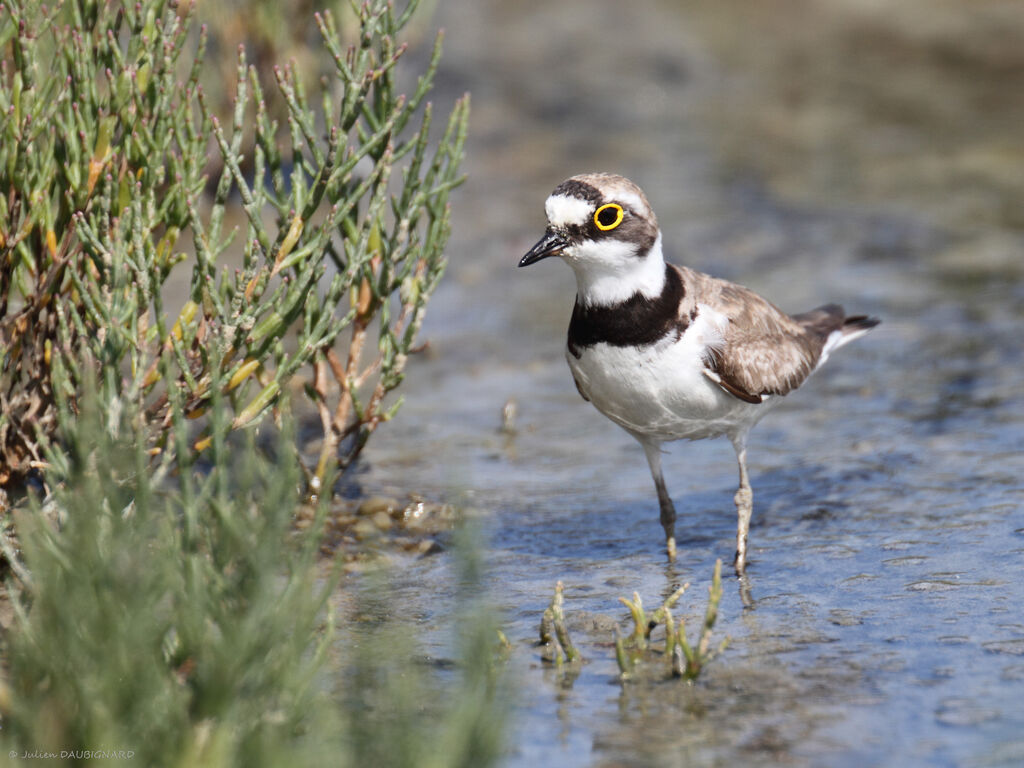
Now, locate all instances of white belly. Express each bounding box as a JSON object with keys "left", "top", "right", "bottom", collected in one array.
[{"left": 566, "top": 333, "right": 774, "bottom": 443}]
